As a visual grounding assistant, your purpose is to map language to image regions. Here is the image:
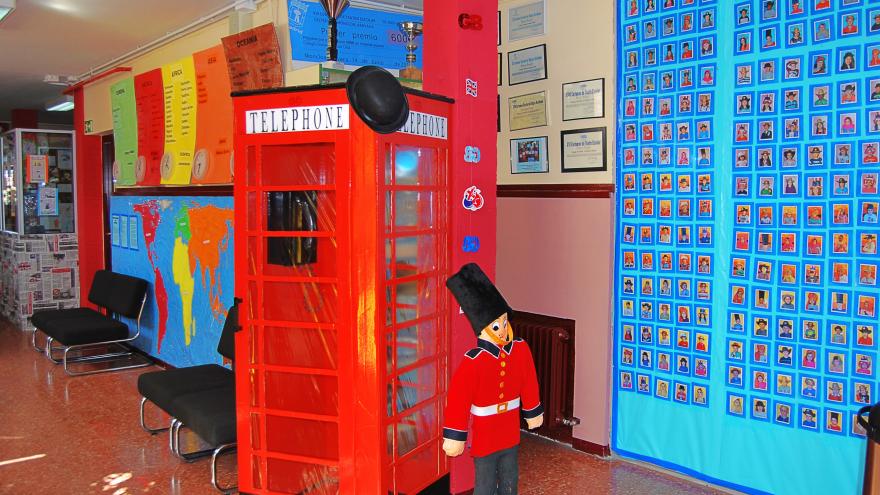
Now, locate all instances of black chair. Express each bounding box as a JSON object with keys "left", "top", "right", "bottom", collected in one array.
[
  {"left": 137, "top": 302, "right": 238, "bottom": 434},
  {"left": 169, "top": 386, "right": 237, "bottom": 493},
  {"left": 31, "top": 270, "right": 150, "bottom": 376}
]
